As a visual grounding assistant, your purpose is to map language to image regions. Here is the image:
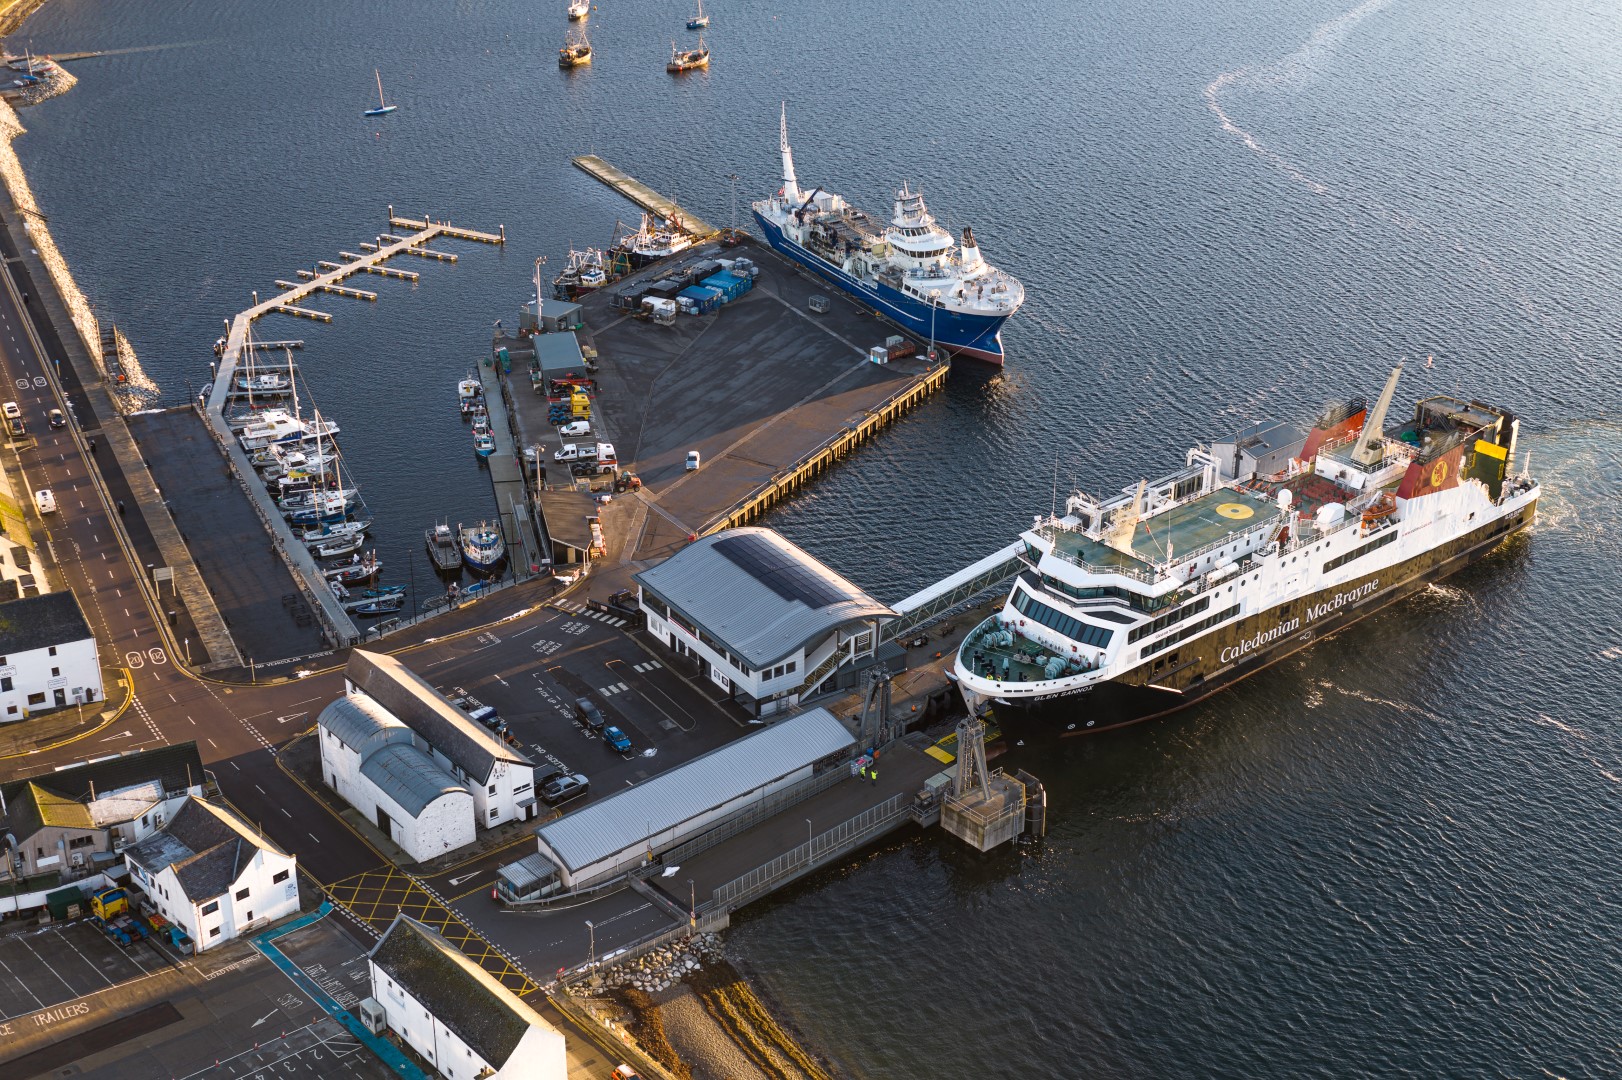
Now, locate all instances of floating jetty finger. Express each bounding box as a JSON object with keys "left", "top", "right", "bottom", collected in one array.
[
  {"left": 357, "top": 264, "right": 419, "bottom": 281},
  {"left": 275, "top": 304, "right": 333, "bottom": 322},
  {"left": 248, "top": 339, "right": 304, "bottom": 350},
  {"left": 401, "top": 247, "right": 457, "bottom": 263},
  {"left": 295, "top": 269, "right": 317, "bottom": 280},
  {"left": 386, "top": 214, "right": 505, "bottom": 244},
  {"left": 274, "top": 279, "right": 301, "bottom": 290},
  {"left": 317, "top": 260, "right": 344, "bottom": 271},
  {"left": 317, "top": 283, "right": 378, "bottom": 301}
]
